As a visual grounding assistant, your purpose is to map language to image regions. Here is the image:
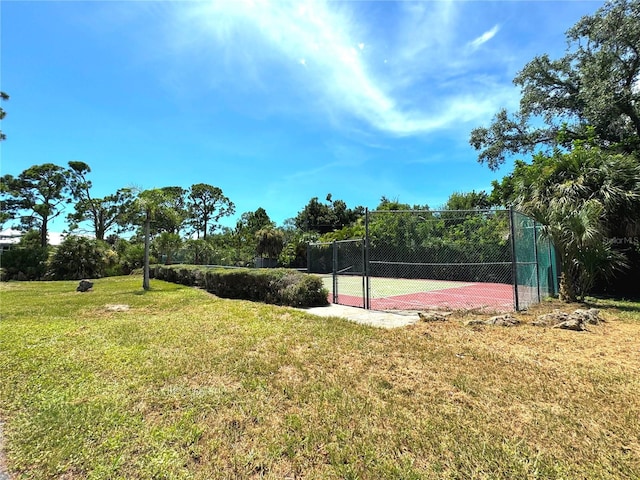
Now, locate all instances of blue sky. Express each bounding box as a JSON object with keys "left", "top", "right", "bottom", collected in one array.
[{"left": 1, "top": 0, "right": 602, "bottom": 232}]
